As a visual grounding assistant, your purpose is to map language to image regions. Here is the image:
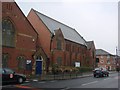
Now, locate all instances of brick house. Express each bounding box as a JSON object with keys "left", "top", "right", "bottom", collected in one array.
[
  {"left": 96, "top": 49, "right": 116, "bottom": 70},
  {"left": 2, "top": 1, "right": 38, "bottom": 75},
  {"left": 27, "top": 9, "right": 95, "bottom": 72},
  {"left": 115, "top": 55, "right": 120, "bottom": 71}
]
